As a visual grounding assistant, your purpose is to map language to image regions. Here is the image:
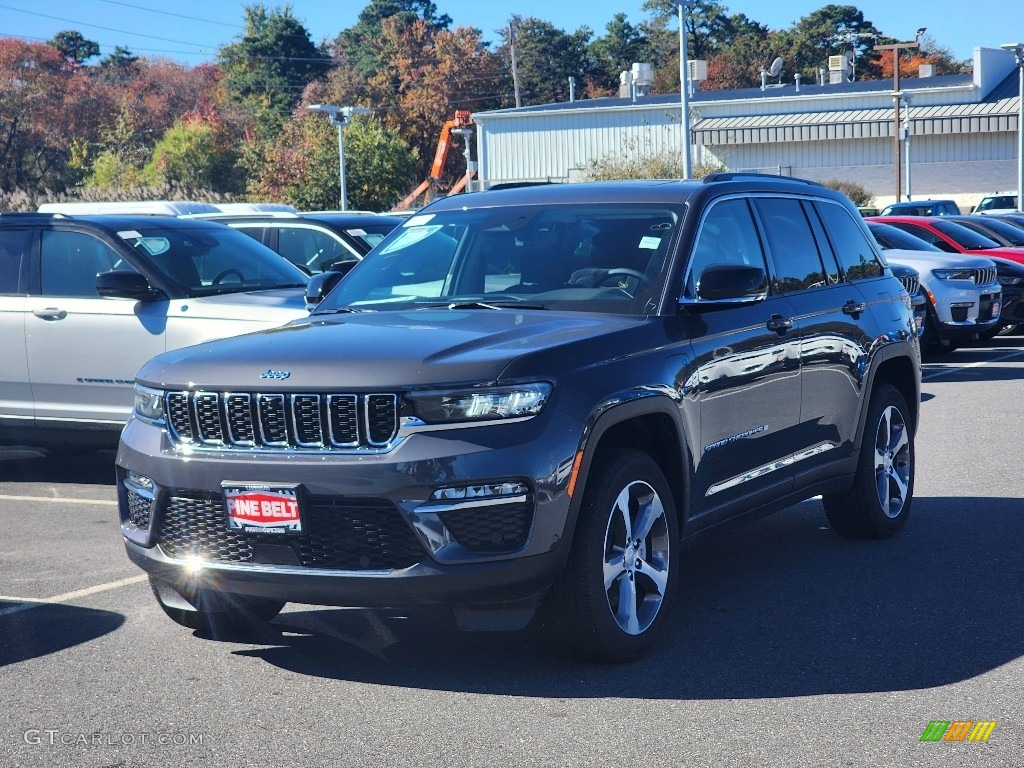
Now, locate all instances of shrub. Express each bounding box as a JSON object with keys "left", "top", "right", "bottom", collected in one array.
[{"left": 821, "top": 178, "right": 874, "bottom": 208}]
